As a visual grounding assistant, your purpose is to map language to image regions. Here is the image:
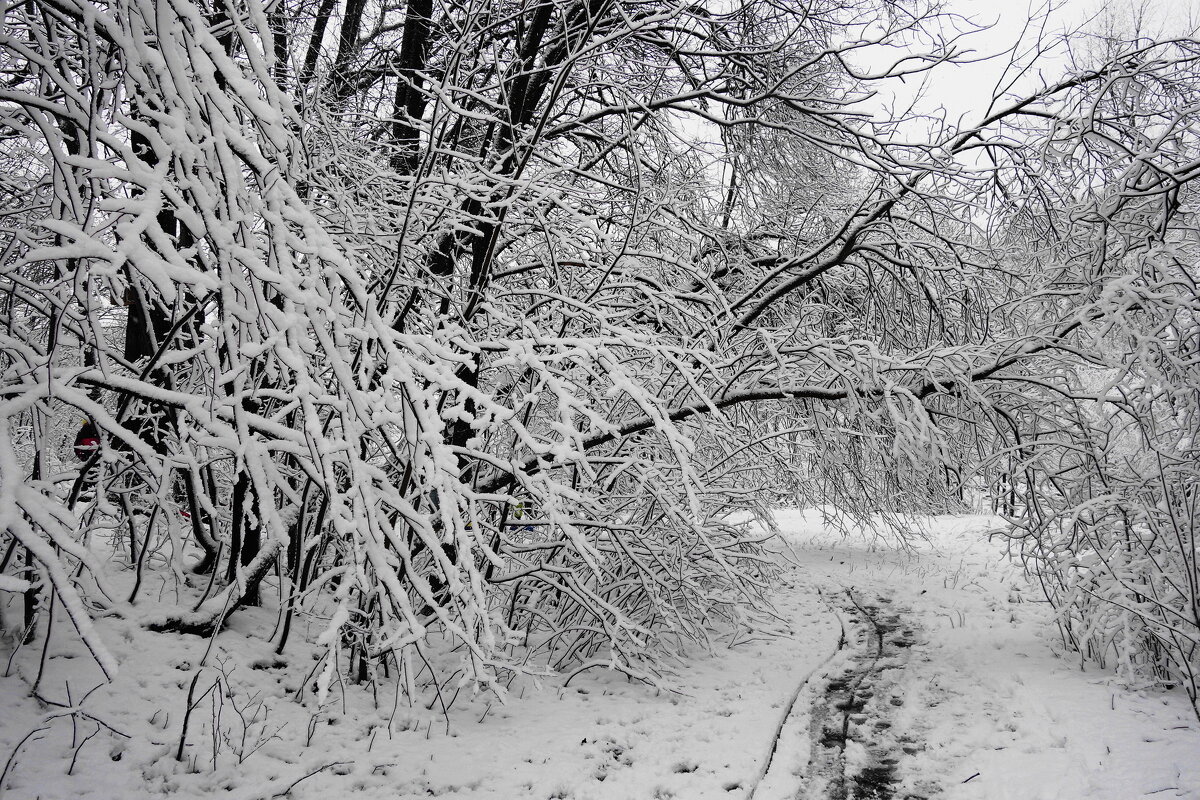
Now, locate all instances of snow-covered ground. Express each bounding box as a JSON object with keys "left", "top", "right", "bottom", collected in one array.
[{"left": 2, "top": 513, "right": 1197, "bottom": 799}]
